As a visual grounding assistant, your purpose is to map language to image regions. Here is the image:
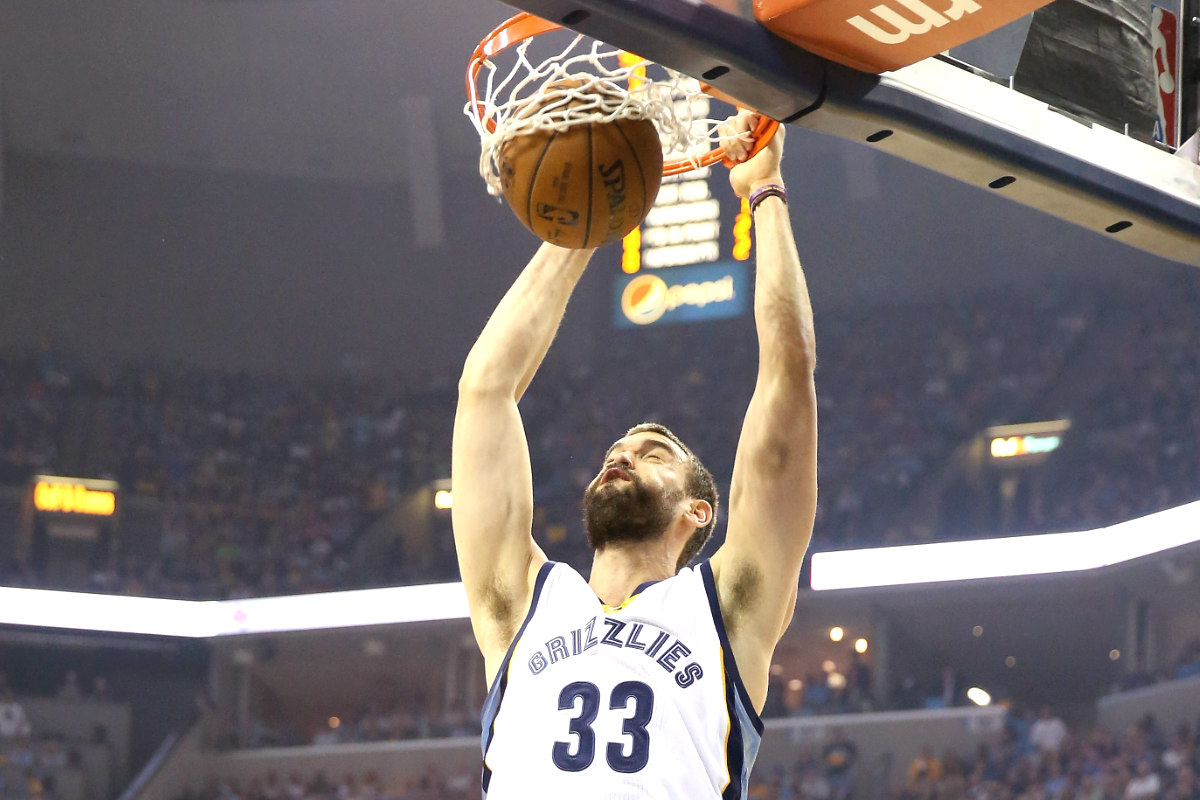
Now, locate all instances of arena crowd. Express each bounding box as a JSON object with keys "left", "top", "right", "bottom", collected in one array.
[{"left": 1, "top": 277, "right": 1198, "bottom": 601}]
